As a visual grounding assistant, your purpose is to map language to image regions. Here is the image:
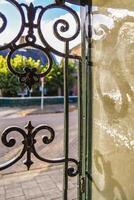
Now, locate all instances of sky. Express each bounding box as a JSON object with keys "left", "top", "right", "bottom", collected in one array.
[
  {"left": 0, "top": 0, "right": 80, "bottom": 62},
  {"left": 0, "top": 0, "right": 134, "bottom": 62}
]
